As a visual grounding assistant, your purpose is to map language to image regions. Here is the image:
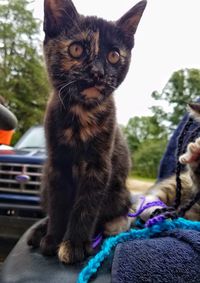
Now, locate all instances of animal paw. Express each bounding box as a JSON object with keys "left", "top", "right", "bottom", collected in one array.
[
  {"left": 58, "top": 241, "right": 72, "bottom": 263},
  {"left": 179, "top": 137, "right": 200, "bottom": 165},
  {"left": 58, "top": 240, "right": 86, "bottom": 264},
  {"left": 40, "top": 234, "right": 57, "bottom": 256},
  {"left": 104, "top": 216, "right": 131, "bottom": 236}
]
